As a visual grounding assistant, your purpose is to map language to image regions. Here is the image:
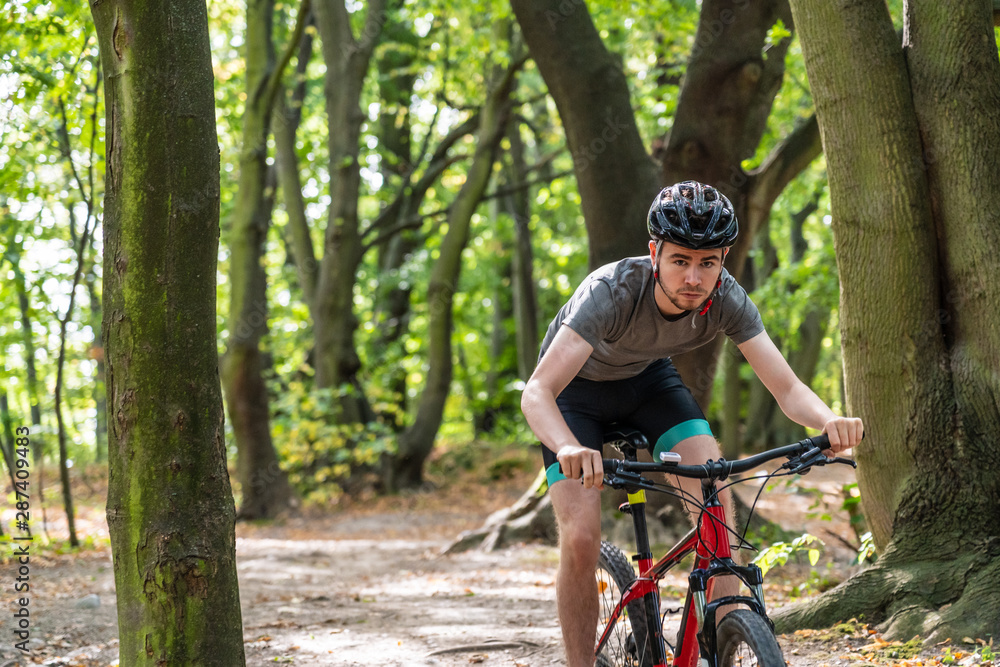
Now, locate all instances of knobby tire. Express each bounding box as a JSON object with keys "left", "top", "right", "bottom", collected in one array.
[
  {"left": 595, "top": 541, "right": 655, "bottom": 667},
  {"left": 715, "top": 609, "right": 784, "bottom": 667}
]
